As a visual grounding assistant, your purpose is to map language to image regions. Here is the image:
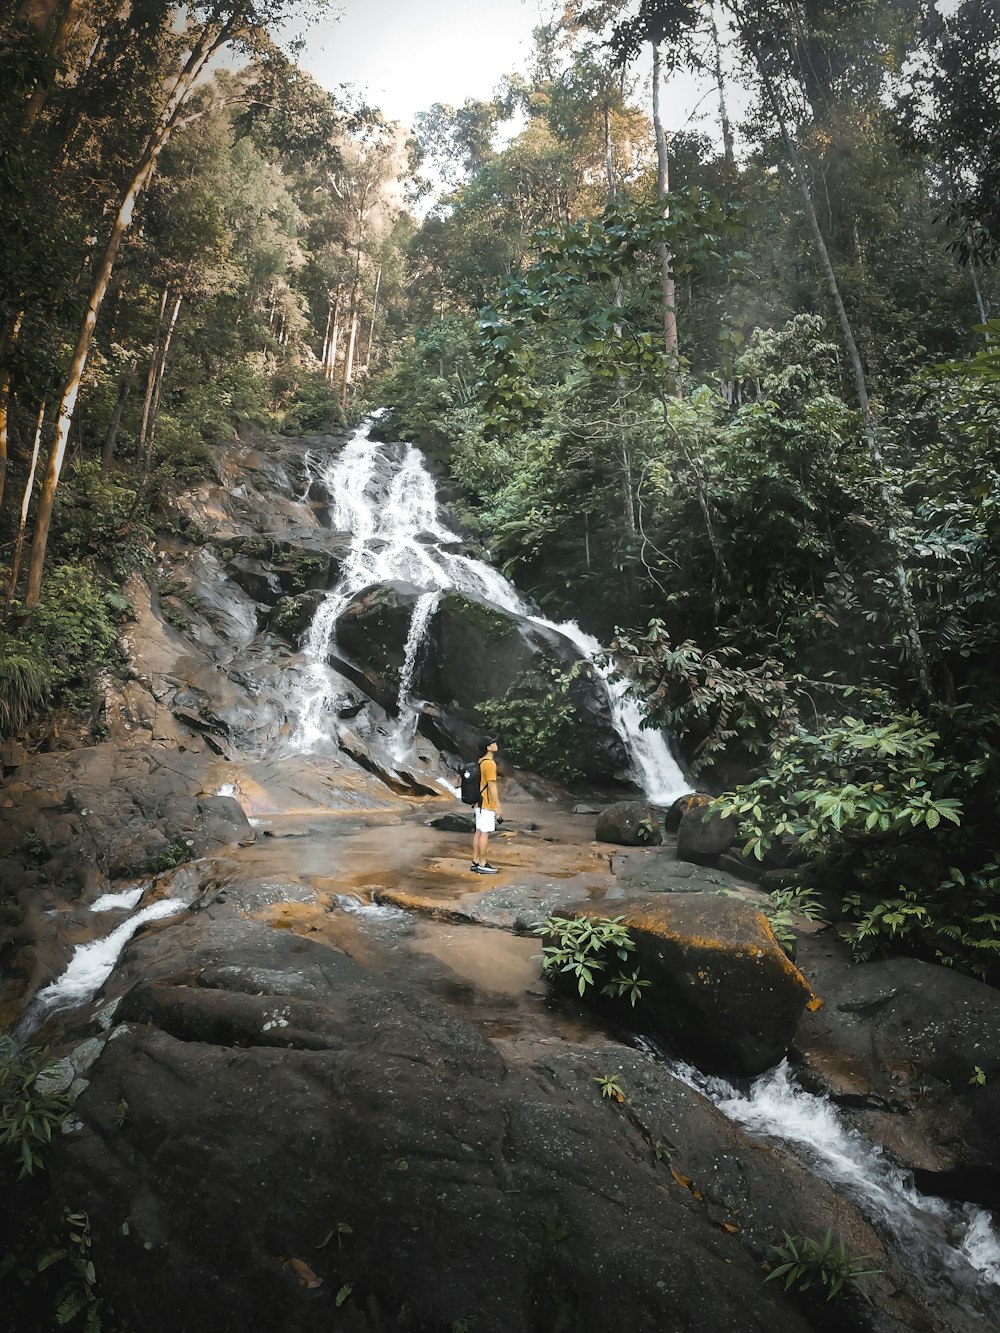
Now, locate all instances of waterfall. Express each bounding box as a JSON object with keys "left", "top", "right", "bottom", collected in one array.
[
  {"left": 288, "top": 422, "right": 689, "bottom": 803},
  {"left": 390, "top": 590, "right": 440, "bottom": 761},
  {"left": 668, "top": 1055, "right": 1000, "bottom": 1315}
]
